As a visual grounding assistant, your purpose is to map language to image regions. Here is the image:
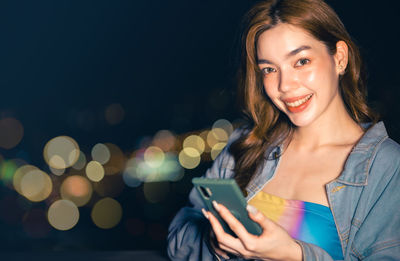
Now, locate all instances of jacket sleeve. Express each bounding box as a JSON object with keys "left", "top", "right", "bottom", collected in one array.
[
  {"left": 295, "top": 240, "right": 335, "bottom": 261},
  {"left": 167, "top": 130, "right": 241, "bottom": 261},
  {"left": 348, "top": 139, "right": 400, "bottom": 260}
]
